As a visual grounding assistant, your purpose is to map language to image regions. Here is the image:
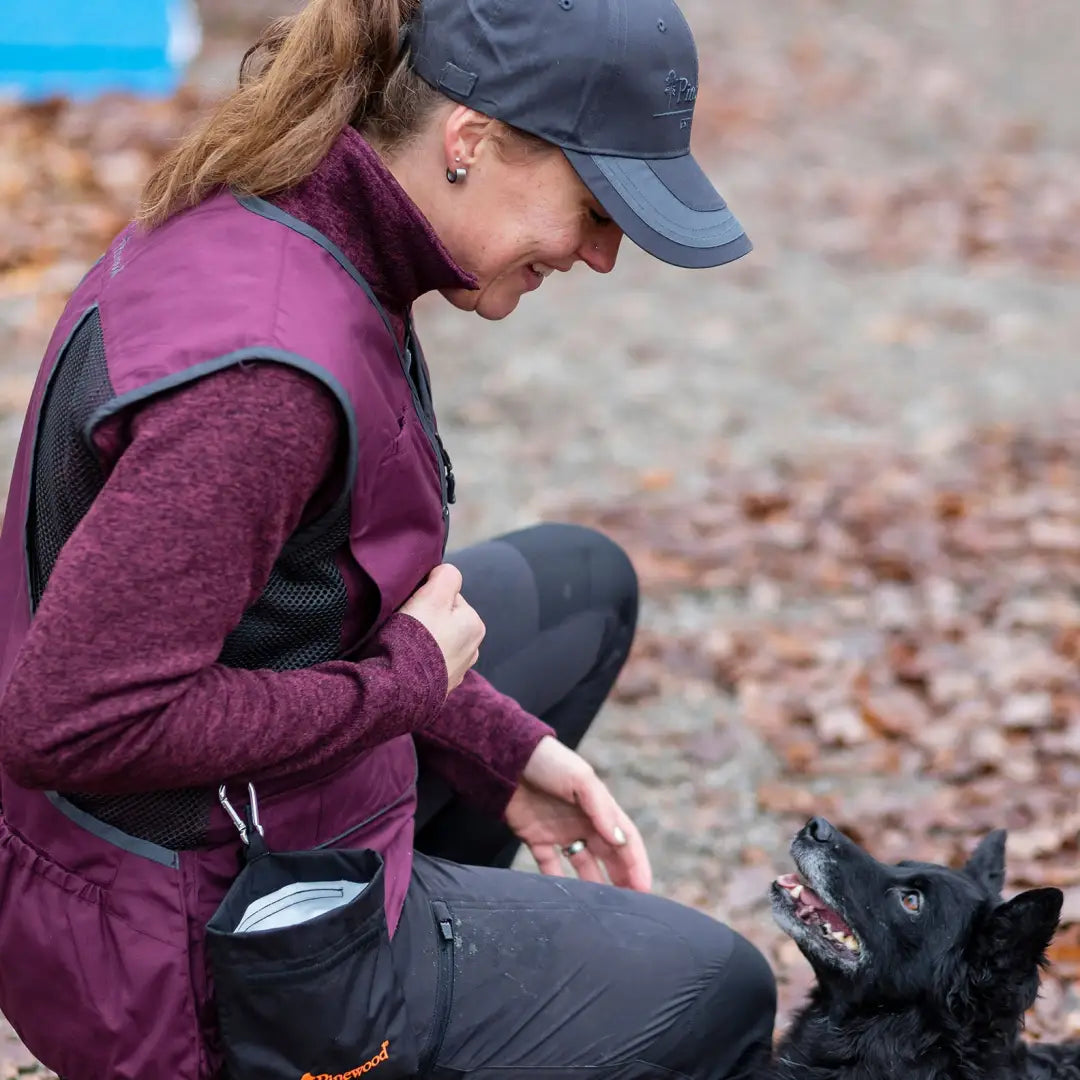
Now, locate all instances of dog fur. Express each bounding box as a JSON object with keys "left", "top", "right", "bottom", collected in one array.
[{"left": 764, "top": 817, "right": 1080, "bottom": 1079}]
